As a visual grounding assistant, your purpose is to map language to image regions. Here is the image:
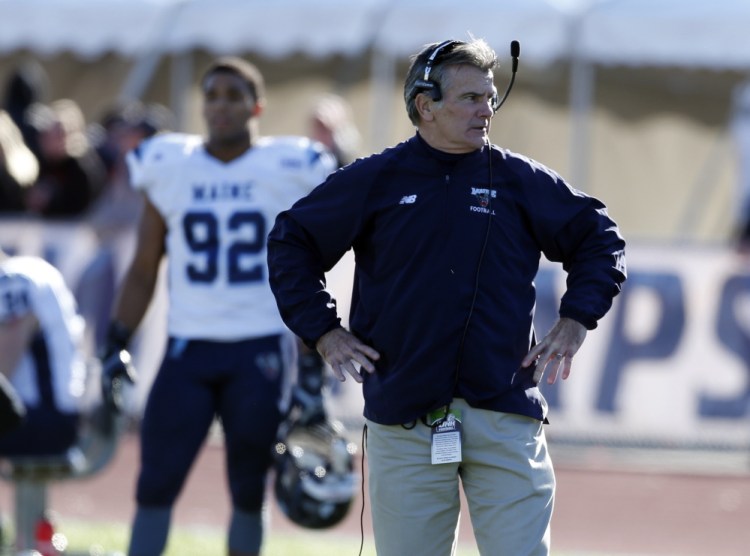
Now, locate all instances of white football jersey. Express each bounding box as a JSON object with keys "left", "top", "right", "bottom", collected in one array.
[
  {"left": 0, "top": 256, "right": 86, "bottom": 412},
  {"left": 126, "top": 133, "right": 336, "bottom": 340}
]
